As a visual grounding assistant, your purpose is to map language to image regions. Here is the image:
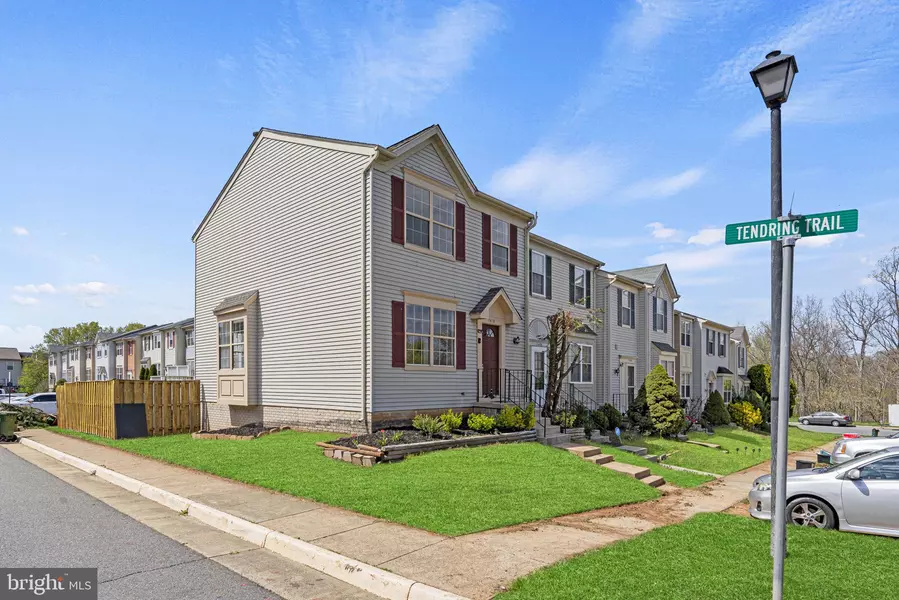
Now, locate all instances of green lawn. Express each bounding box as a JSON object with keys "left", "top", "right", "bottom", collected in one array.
[
  {"left": 598, "top": 446, "right": 714, "bottom": 488},
  {"left": 498, "top": 513, "right": 897, "bottom": 600},
  {"left": 50, "top": 429, "right": 659, "bottom": 536},
  {"left": 635, "top": 427, "right": 837, "bottom": 476}
]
